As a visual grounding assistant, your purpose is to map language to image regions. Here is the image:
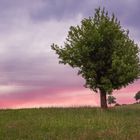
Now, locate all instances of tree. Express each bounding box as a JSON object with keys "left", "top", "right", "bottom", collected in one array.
[
  {"left": 51, "top": 8, "right": 140, "bottom": 109},
  {"left": 134, "top": 91, "right": 140, "bottom": 102},
  {"left": 107, "top": 95, "right": 116, "bottom": 106}
]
